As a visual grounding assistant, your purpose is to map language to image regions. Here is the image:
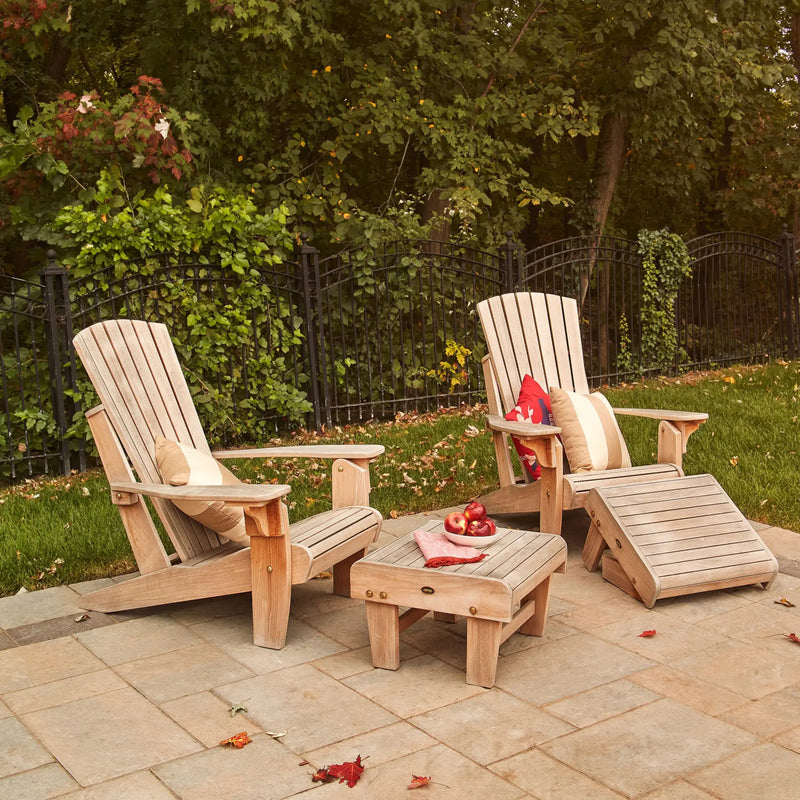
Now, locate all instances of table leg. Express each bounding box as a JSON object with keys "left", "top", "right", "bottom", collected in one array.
[
  {"left": 520, "top": 575, "right": 551, "bottom": 637},
  {"left": 466, "top": 617, "right": 502, "bottom": 688},
  {"left": 365, "top": 601, "right": 400, "bottom": 670}
]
